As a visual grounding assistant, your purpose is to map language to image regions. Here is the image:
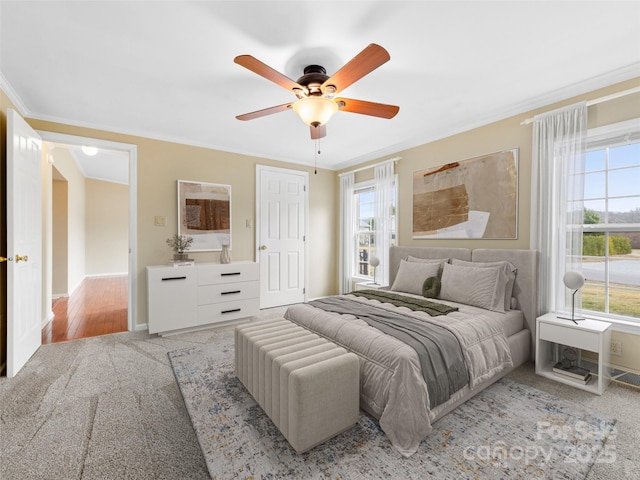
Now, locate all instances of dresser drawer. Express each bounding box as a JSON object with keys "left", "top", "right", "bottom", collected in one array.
[
  {"left": 198, "top": 298, "right": 260, "bottom": 324},
  {"left": 198, "top": 281, "right": 259, "bottom": 305},
  {"left": 198, "top": 262, "right": 259, "bottom": 285},
  {"left": 538, "top": 321, "right": 600, "bottom": 352}
]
